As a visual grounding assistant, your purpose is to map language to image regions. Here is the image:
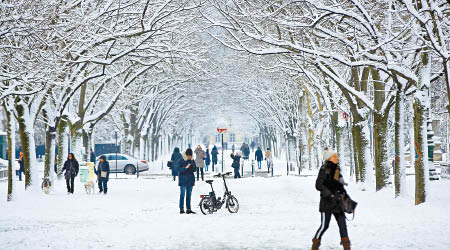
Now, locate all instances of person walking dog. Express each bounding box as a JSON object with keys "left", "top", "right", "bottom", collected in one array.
[
  {"left": 178, "top": 148, "right": 197, "bottom": 214},
  {"left": 62, "top": 153, "right": 79, "bottom": 194},
  {"left": 311, "top": 147, "right": 351, "bottom": 250},
  {"left": 95, "top": 155, "right": 110, "bottom": 194}
]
